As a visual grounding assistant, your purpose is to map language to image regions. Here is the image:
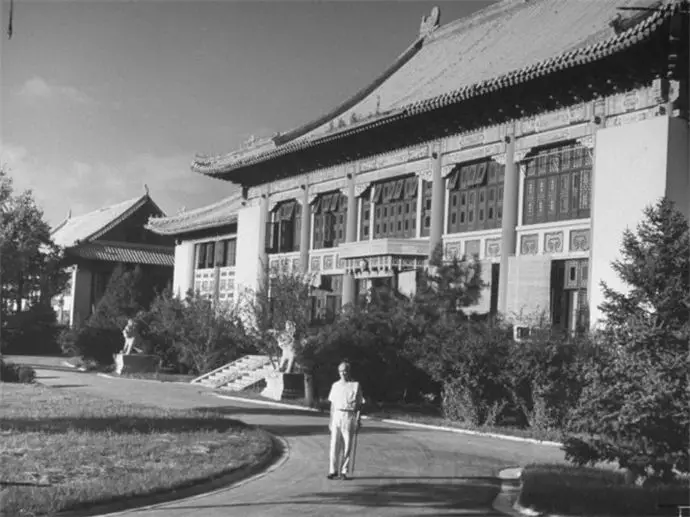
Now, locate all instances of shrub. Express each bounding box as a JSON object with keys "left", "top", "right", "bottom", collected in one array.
[
  {"left": 408, "top": 319, "right": 514, "bottom": 425},
  {"left": 0, "top": 359, "right": 36, "bottom": 383},
  {"left": 57, "top": 325, "right": 81, "bottom": 357},
  {"left": 1, "top": 304, "right": 61, "bottom": 355},
  {"left": 303, "top": 288, "right": 437, "bottom": 404},
  {"left": 564, "top": 198, "right": 690, "bottom": 483},
  {"left": 141, "top": 290, "right": 252, "bottom": 375},
  {"left": 73, "top": 326, "right": 123, "bottom": 366},
  {"left": 507, "top": 333, "right": 600, "bottom": 432},
  {"left": 236, "top": 262, "right": 314, "bottom": 367}
]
